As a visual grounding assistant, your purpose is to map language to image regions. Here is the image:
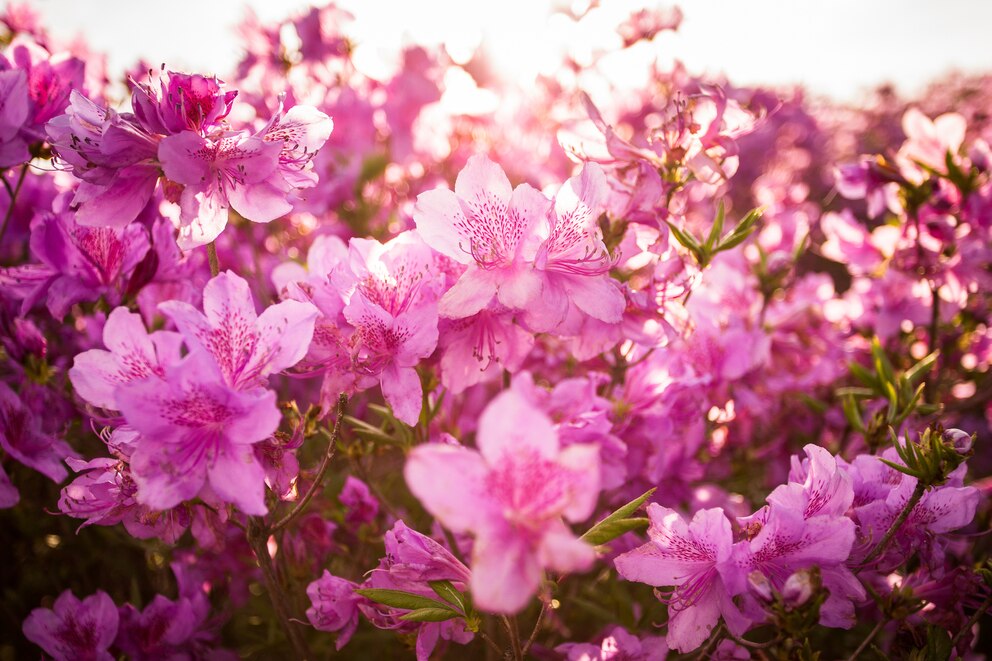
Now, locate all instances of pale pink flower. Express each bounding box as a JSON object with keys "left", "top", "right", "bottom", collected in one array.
[{"left": 405, "top": 389, "right": 600, "bottom": 613}]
